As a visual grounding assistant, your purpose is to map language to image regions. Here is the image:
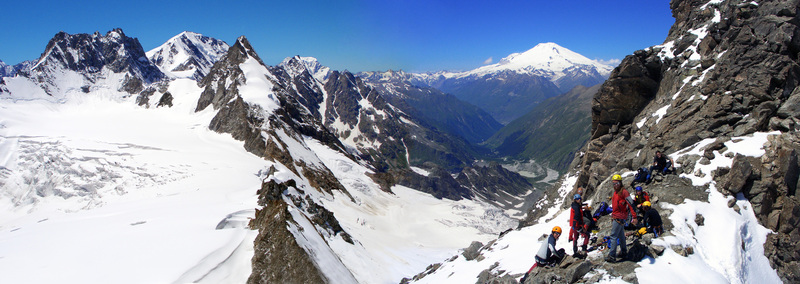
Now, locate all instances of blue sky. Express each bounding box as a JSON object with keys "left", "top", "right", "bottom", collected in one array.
[{"left": 1, "top": 0, "right": 674, "bottom": 73}]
